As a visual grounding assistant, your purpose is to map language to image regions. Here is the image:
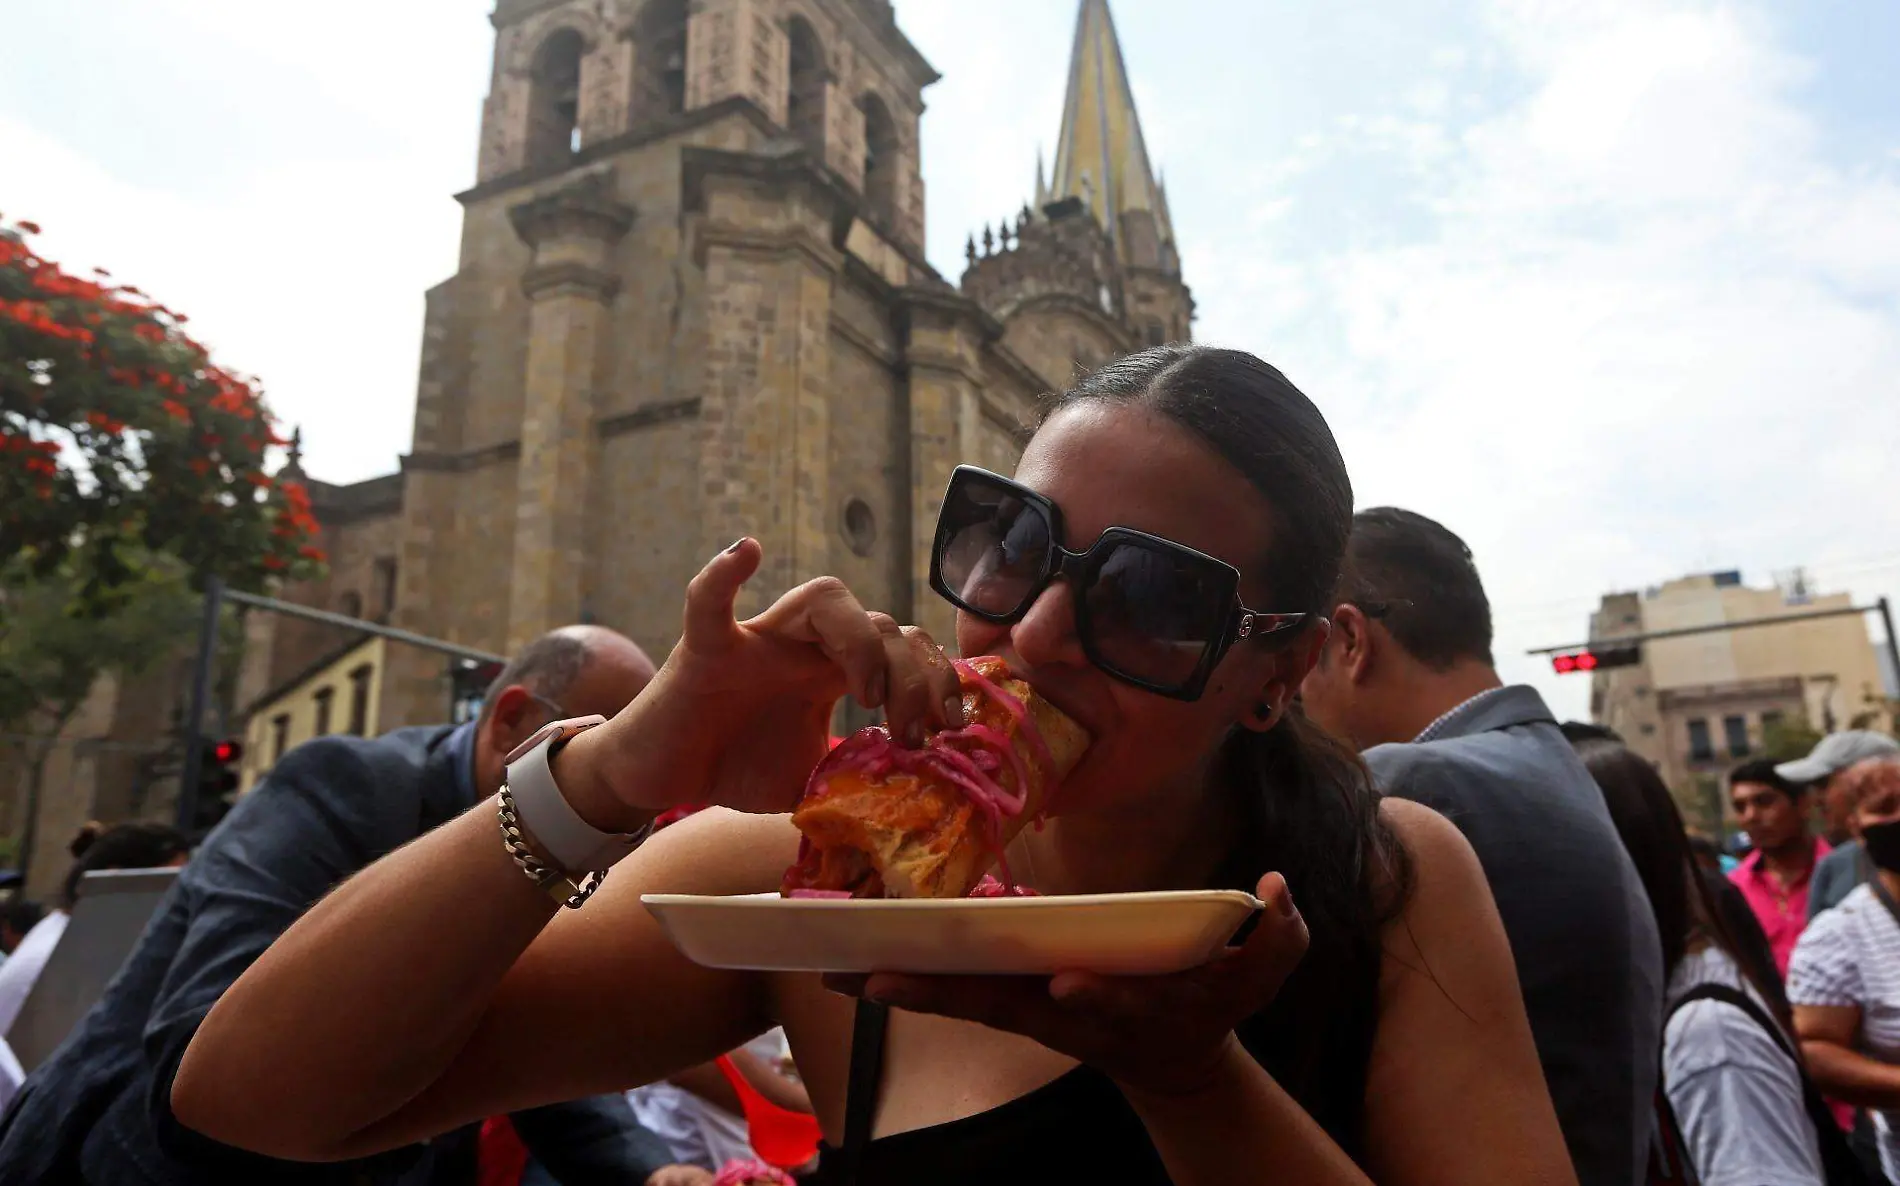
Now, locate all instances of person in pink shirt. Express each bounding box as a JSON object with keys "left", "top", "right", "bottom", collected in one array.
[{"left": 1729, "top": 757, "right": 1830, "bottom": 977}]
